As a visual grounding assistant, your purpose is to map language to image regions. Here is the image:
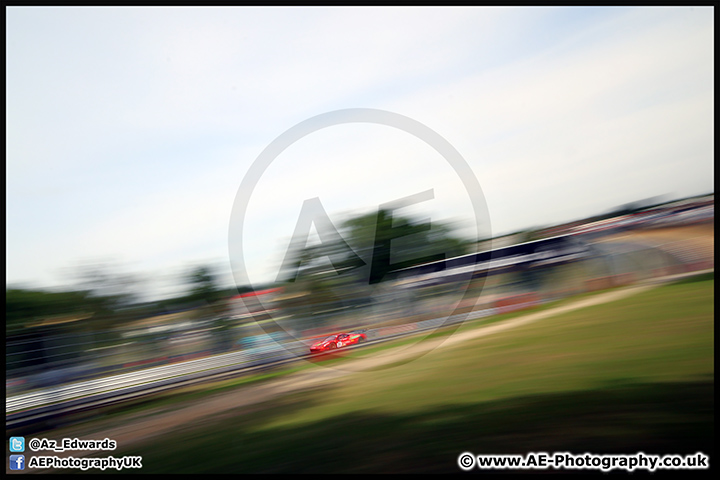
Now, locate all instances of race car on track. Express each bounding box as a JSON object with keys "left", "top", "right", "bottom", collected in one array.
[{"left": 309, "top": 330, "right": 367, "bottom": 353}]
